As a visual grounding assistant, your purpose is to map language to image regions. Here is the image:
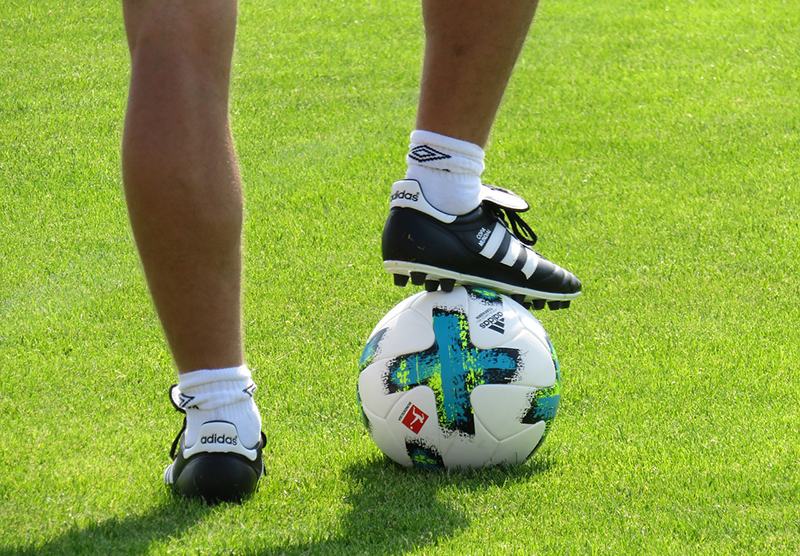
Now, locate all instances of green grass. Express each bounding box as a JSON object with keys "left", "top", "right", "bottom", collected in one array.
[{"left": 1, "top": 0, "right": 799, "bottom": 553}]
